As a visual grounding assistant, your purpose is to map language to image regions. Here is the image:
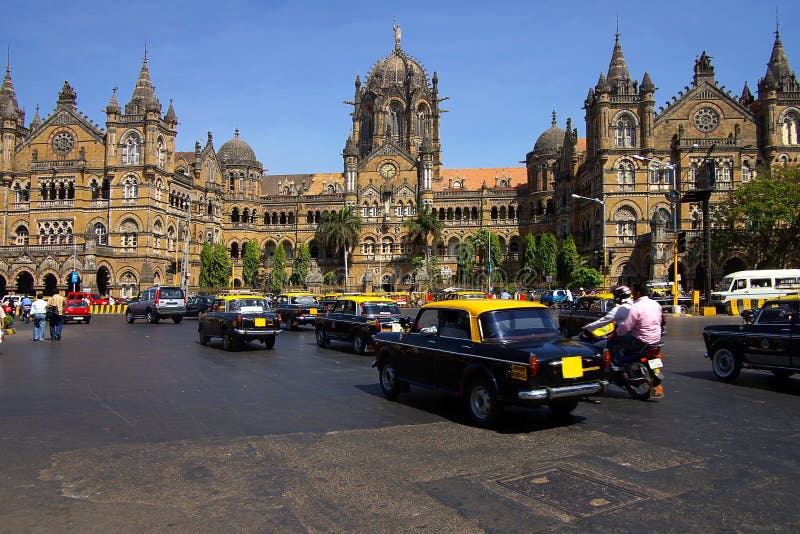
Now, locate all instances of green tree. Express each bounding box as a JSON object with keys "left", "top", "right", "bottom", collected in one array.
[
  {"left": 557, "top": 235, "right": 581, "bottom": 286},
  {"left": 534, "top": 233, "right": 558, "bottom": 284},
  {"left": 270, "top": 243, "right": 288, "bottom": 292},
  {"left": 570, "top": 267, "right": 603, "bottom": 290},
  {"left": 322, "top": 270, "right": 338, "bottom": 288},
  {"left": 712, "top": 164, "right": 800, "bottom": 268},
  {"left": 290, "top": 242, "right": 311, "bottom": 287},
  {"left": 405, "top": 205, "right": 443, "bottom": 261},
  {"left": 241, "top": 240, "right": 261, "bottom": 288},
  {"left": 456, "top": 239, "right": 475, "bottom": 284},
  {"left": 316, "top": 207, "right": 362, "bottom": 289},
  {"left": 199, "top": 241, "right": 232, "bottom": 288},
  {"left": 470, "top": 229, "right": 504, "bottom": 272},
  {"left": 520, "top": 233, "right": 537, "bottom": 280}
]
